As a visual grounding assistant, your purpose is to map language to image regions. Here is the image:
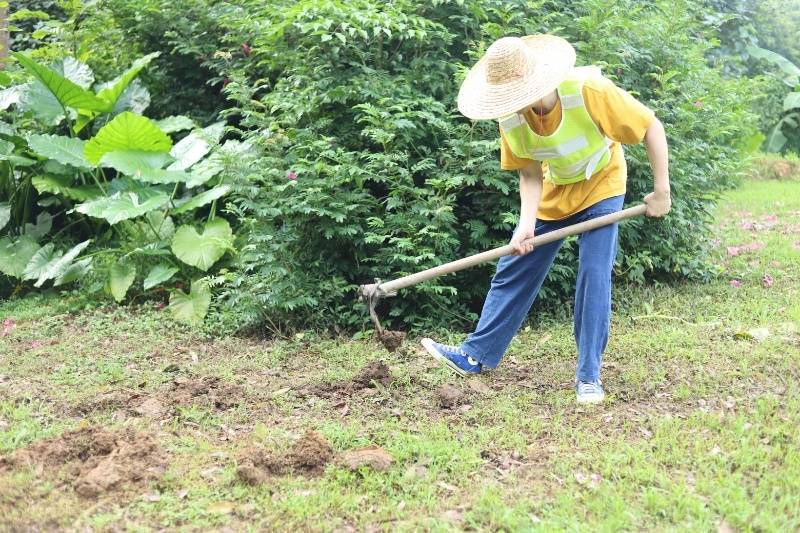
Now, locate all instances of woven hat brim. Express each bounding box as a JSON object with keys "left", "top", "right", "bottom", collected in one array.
[{"left": 457, "top": 35, "right": 576, "bottom": 121}]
